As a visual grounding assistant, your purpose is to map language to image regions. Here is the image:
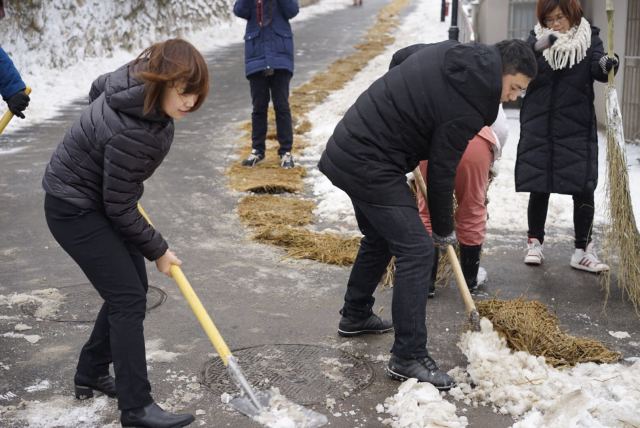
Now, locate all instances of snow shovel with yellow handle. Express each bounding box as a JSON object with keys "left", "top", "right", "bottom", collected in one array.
[
  {"left": 137, "top": 203, "right": 328, "bottom": 426},
  {"left": 412, "top": 167, "right": 481, "bottom": 331},
  {"left": 0, "top": 87, "right": 31, "bottom": 134}
]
